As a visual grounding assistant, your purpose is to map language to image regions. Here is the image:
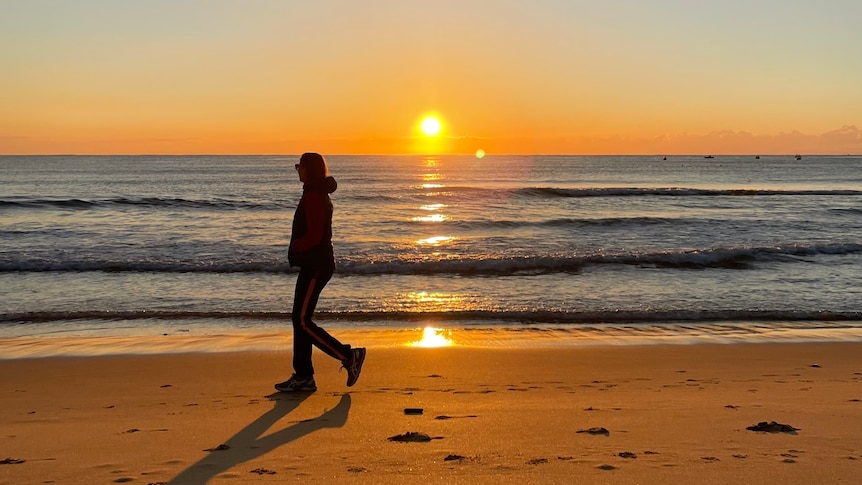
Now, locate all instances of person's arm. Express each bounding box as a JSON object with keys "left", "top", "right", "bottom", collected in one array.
[{"left": 291, "top": 192, "right": 326, "bottom": 253}]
